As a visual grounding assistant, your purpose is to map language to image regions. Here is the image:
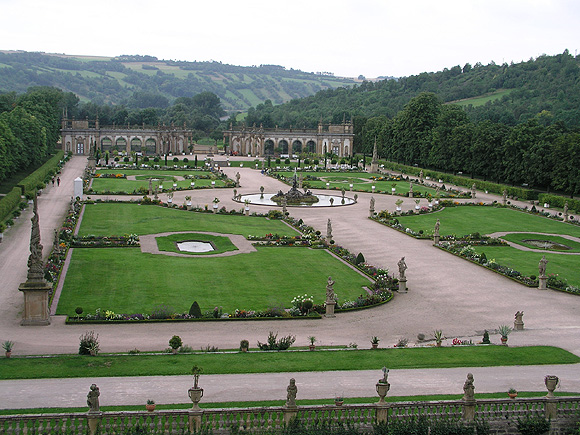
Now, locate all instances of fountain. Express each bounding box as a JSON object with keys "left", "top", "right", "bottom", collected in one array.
[
  {"left": 271, "top": 170, "right": 319, "bottom": 205},
  {"left": 237, "top": 169, "right": 356, "bottom": 208}
]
